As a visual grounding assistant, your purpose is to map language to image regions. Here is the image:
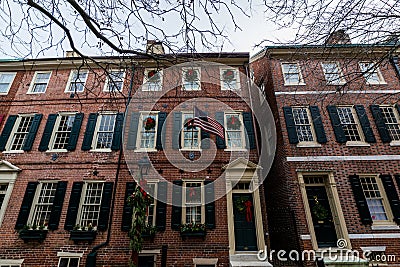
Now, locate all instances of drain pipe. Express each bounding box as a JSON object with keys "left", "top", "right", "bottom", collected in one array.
[{"left": 86, "top": 64, "right": 136, "bottom": 267}]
